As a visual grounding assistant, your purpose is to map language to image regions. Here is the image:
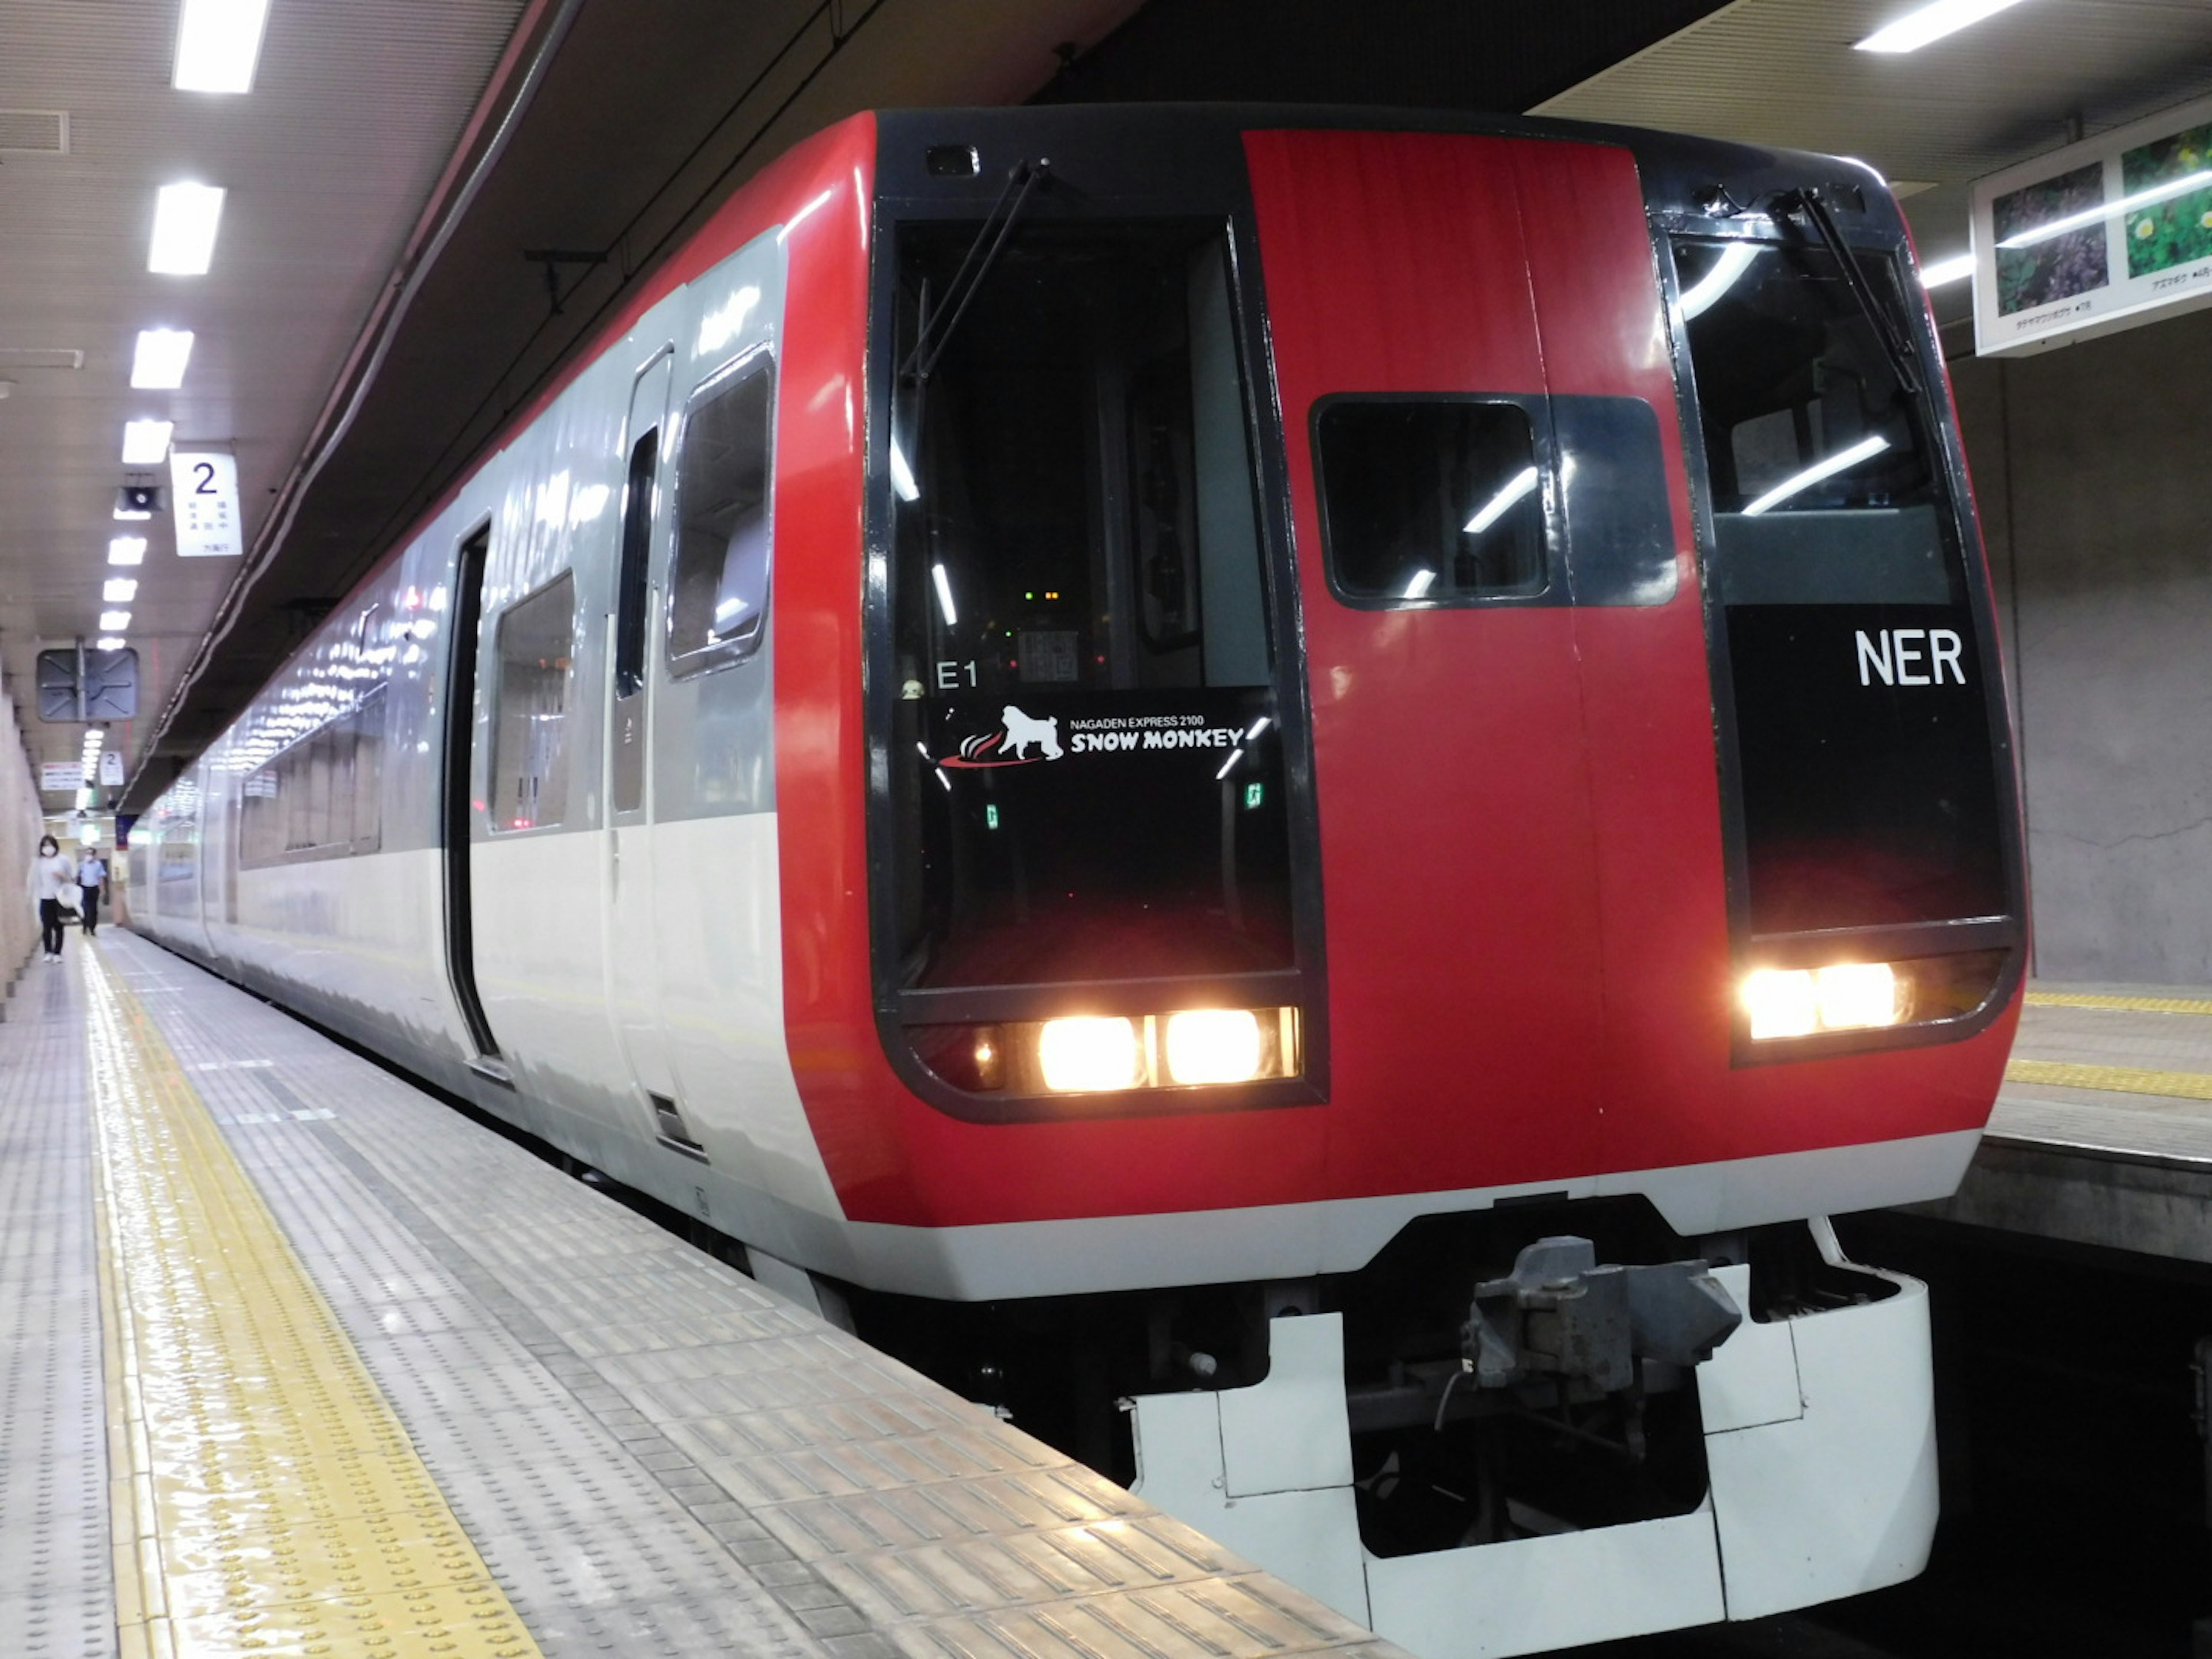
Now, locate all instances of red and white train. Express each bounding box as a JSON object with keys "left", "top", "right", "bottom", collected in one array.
[{"left": 132, "top": 105, "right": 2024, "bottom": 1655}]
